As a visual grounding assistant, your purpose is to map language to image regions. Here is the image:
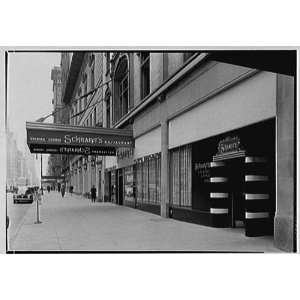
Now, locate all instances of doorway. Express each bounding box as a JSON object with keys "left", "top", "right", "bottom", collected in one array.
[
  {"left": 226, "top": 158, "right": 245, "bottom": 228},
  {"left": 98, "top": 170, "right": 101, "bottom": 201},
  {"left": 117, "top": 170, "right": 123, "bottom": 205},
  {"left": 103, "top": 171, "right": 111, "bottom": 202}
]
